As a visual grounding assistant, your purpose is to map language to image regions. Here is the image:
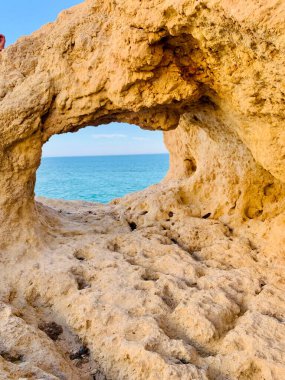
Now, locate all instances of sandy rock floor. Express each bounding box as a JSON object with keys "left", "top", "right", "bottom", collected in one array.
[{"left": 0, "top": 198, "right": 284, "bottom": 380}]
